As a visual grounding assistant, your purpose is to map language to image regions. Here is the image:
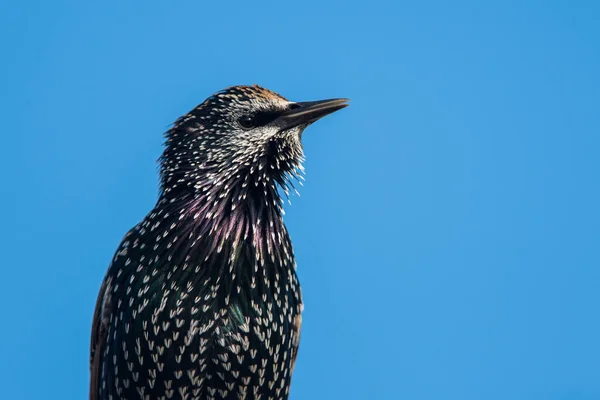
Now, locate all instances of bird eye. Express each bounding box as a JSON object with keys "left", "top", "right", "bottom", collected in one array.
[{"left": 238, "top": 115, "right": 256, "bottom": 129}]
